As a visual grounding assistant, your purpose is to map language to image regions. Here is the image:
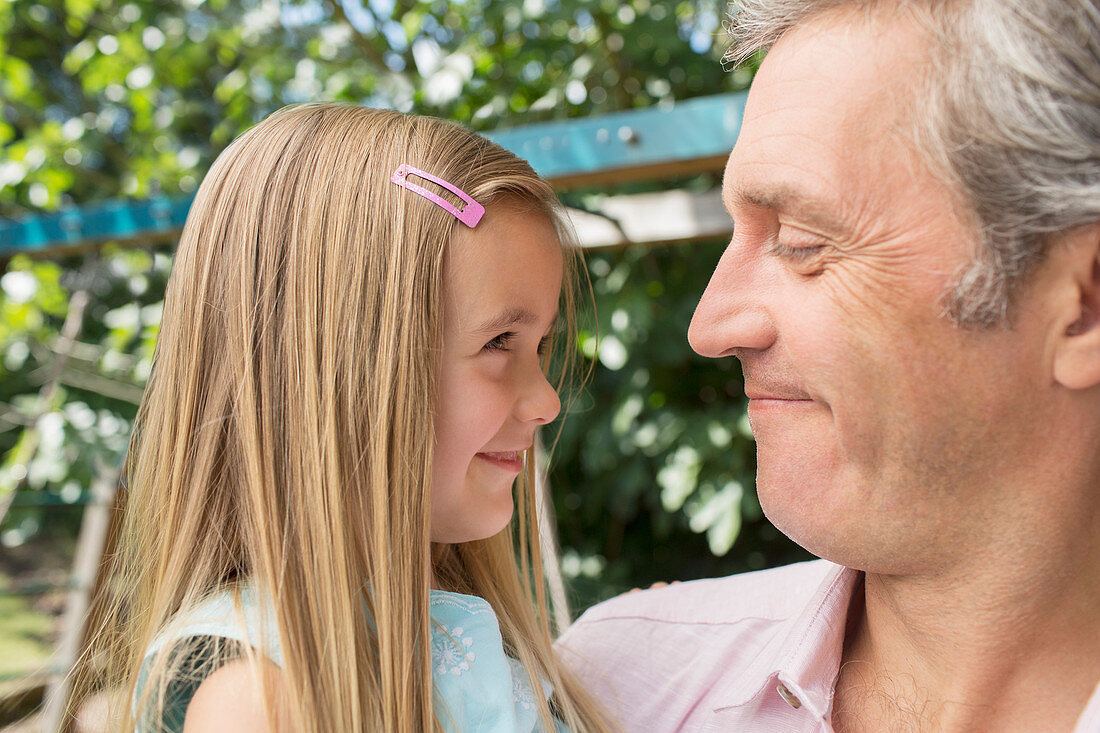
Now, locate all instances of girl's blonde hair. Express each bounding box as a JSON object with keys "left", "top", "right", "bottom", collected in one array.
[{"left": 84, "top": 104, "right": 610, "bottom": 732}]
